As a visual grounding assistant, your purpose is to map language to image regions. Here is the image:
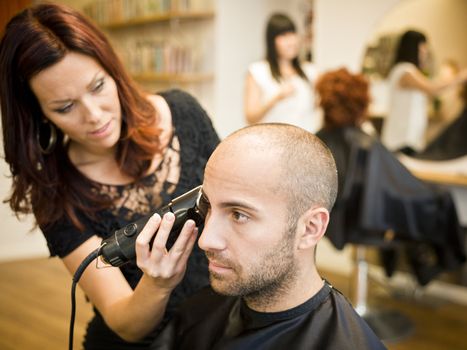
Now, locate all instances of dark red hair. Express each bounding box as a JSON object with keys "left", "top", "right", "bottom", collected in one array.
[
  {"left": 315, "top": 68, "right": 370, "bottom": 128},
  {"left": 0, "top": 3, "right": 161, "bottom": 230}
]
